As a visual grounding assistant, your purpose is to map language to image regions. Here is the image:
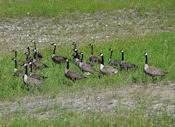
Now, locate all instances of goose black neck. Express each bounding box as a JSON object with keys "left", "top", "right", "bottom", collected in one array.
[
  {"left": 26, "top": 54, "right": 29, "bottom": 61},
  {"left": 27, "top": 47, "right": 30, "bottom": 55},
  {"left": 121, "top": 52, "right": 124, "bottom": 61},
  {"left": 53, "top": 45, "right": 56, "bottom": 54},
  {"left": 74, "top": 44, "right": 77, "bottom": 50},
  {"left": 110, "top": 51, "right": 113, "bottom": 59},
  {"left": 30, "top": 64, "right": 32, "bottom": 73},
  {"left": 34, "top": 42, "right": 36, "bottom": 49},
  {"left": 81, "top": 54, "right": 83, "bottom": 62},
  {"left": 91, "top": 45, "right": 93, "bottom": 55},
  {"left": 145, "top": 55, "right": 147, "bottom": 64},
  {"left": 66, "top": 61, "right": 69, "bottom": 69},
  {"left": 101, "top": 55, "right": 104, "bottom": 65},
  {"left": 34, "top": 51, "right": 36, "bottom": 59},
  {"left": 15, "top": 51, "right": 17, "bottom": 58},
  {"left": 25, "top": 65, "right": 28, "bottom": 75},
  {"left": 75, "top": 51, "right": 78, "bottom": 58},
  {"left": 14, "top": 59, "right": 17, "bottom": 68}
]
